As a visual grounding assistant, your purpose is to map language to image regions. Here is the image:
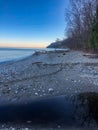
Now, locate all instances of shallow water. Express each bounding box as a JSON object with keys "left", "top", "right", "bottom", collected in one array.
[{"left": 0, "top": 48, "right": 35, "bottom": 63}]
